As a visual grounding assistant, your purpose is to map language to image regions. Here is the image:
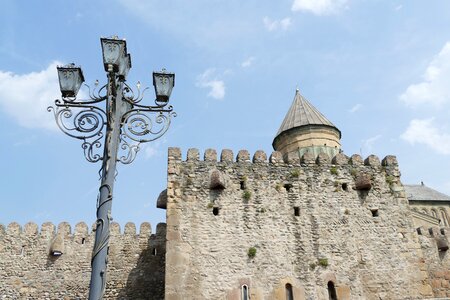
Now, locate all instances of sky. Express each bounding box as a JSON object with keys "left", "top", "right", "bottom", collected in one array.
[{"left": 2, "top": 0, "right": 450, "bottom": 231}]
